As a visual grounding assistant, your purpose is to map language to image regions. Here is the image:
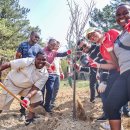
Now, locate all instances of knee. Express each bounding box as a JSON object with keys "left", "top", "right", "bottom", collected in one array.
[{"left": 105, "top": 98, "right": 121, "bottom": 120}]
